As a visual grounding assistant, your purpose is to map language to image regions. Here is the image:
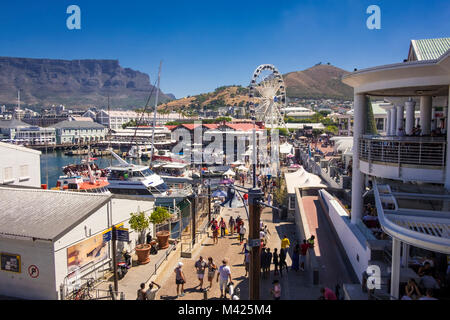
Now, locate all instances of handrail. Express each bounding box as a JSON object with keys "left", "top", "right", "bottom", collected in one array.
[
  {"left": 359, "top": 137, "right": 446, "bottom": 167},
  {"left": 373, "top": 182, "right": 450, "bottom": 254}
]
